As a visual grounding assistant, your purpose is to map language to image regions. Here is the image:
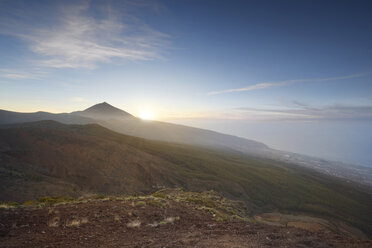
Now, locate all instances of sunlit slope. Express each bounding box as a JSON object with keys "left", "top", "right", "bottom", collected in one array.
[
  {"left": 96, "top": 117, "right": 269, "bottom": 153},
  {"left": 0, "top": 103, "right": 269, "bottom": 154},
  {"left": 0, "top": 121, "right": 371, "bottom": 236}
]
